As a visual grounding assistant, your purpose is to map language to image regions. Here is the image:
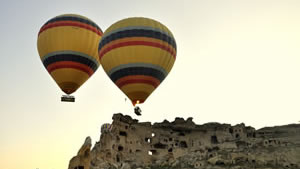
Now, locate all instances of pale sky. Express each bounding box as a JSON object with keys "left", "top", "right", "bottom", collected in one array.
[{"left": 1, "top": 0, "right": 300, "bottom": 169}]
